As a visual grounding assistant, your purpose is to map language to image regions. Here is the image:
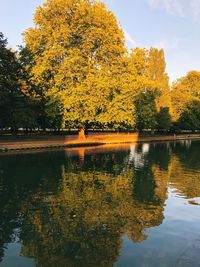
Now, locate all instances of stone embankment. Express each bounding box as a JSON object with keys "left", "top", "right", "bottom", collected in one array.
[{"left": 0, "top": 133, "right": 199, "bottom": 152}]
